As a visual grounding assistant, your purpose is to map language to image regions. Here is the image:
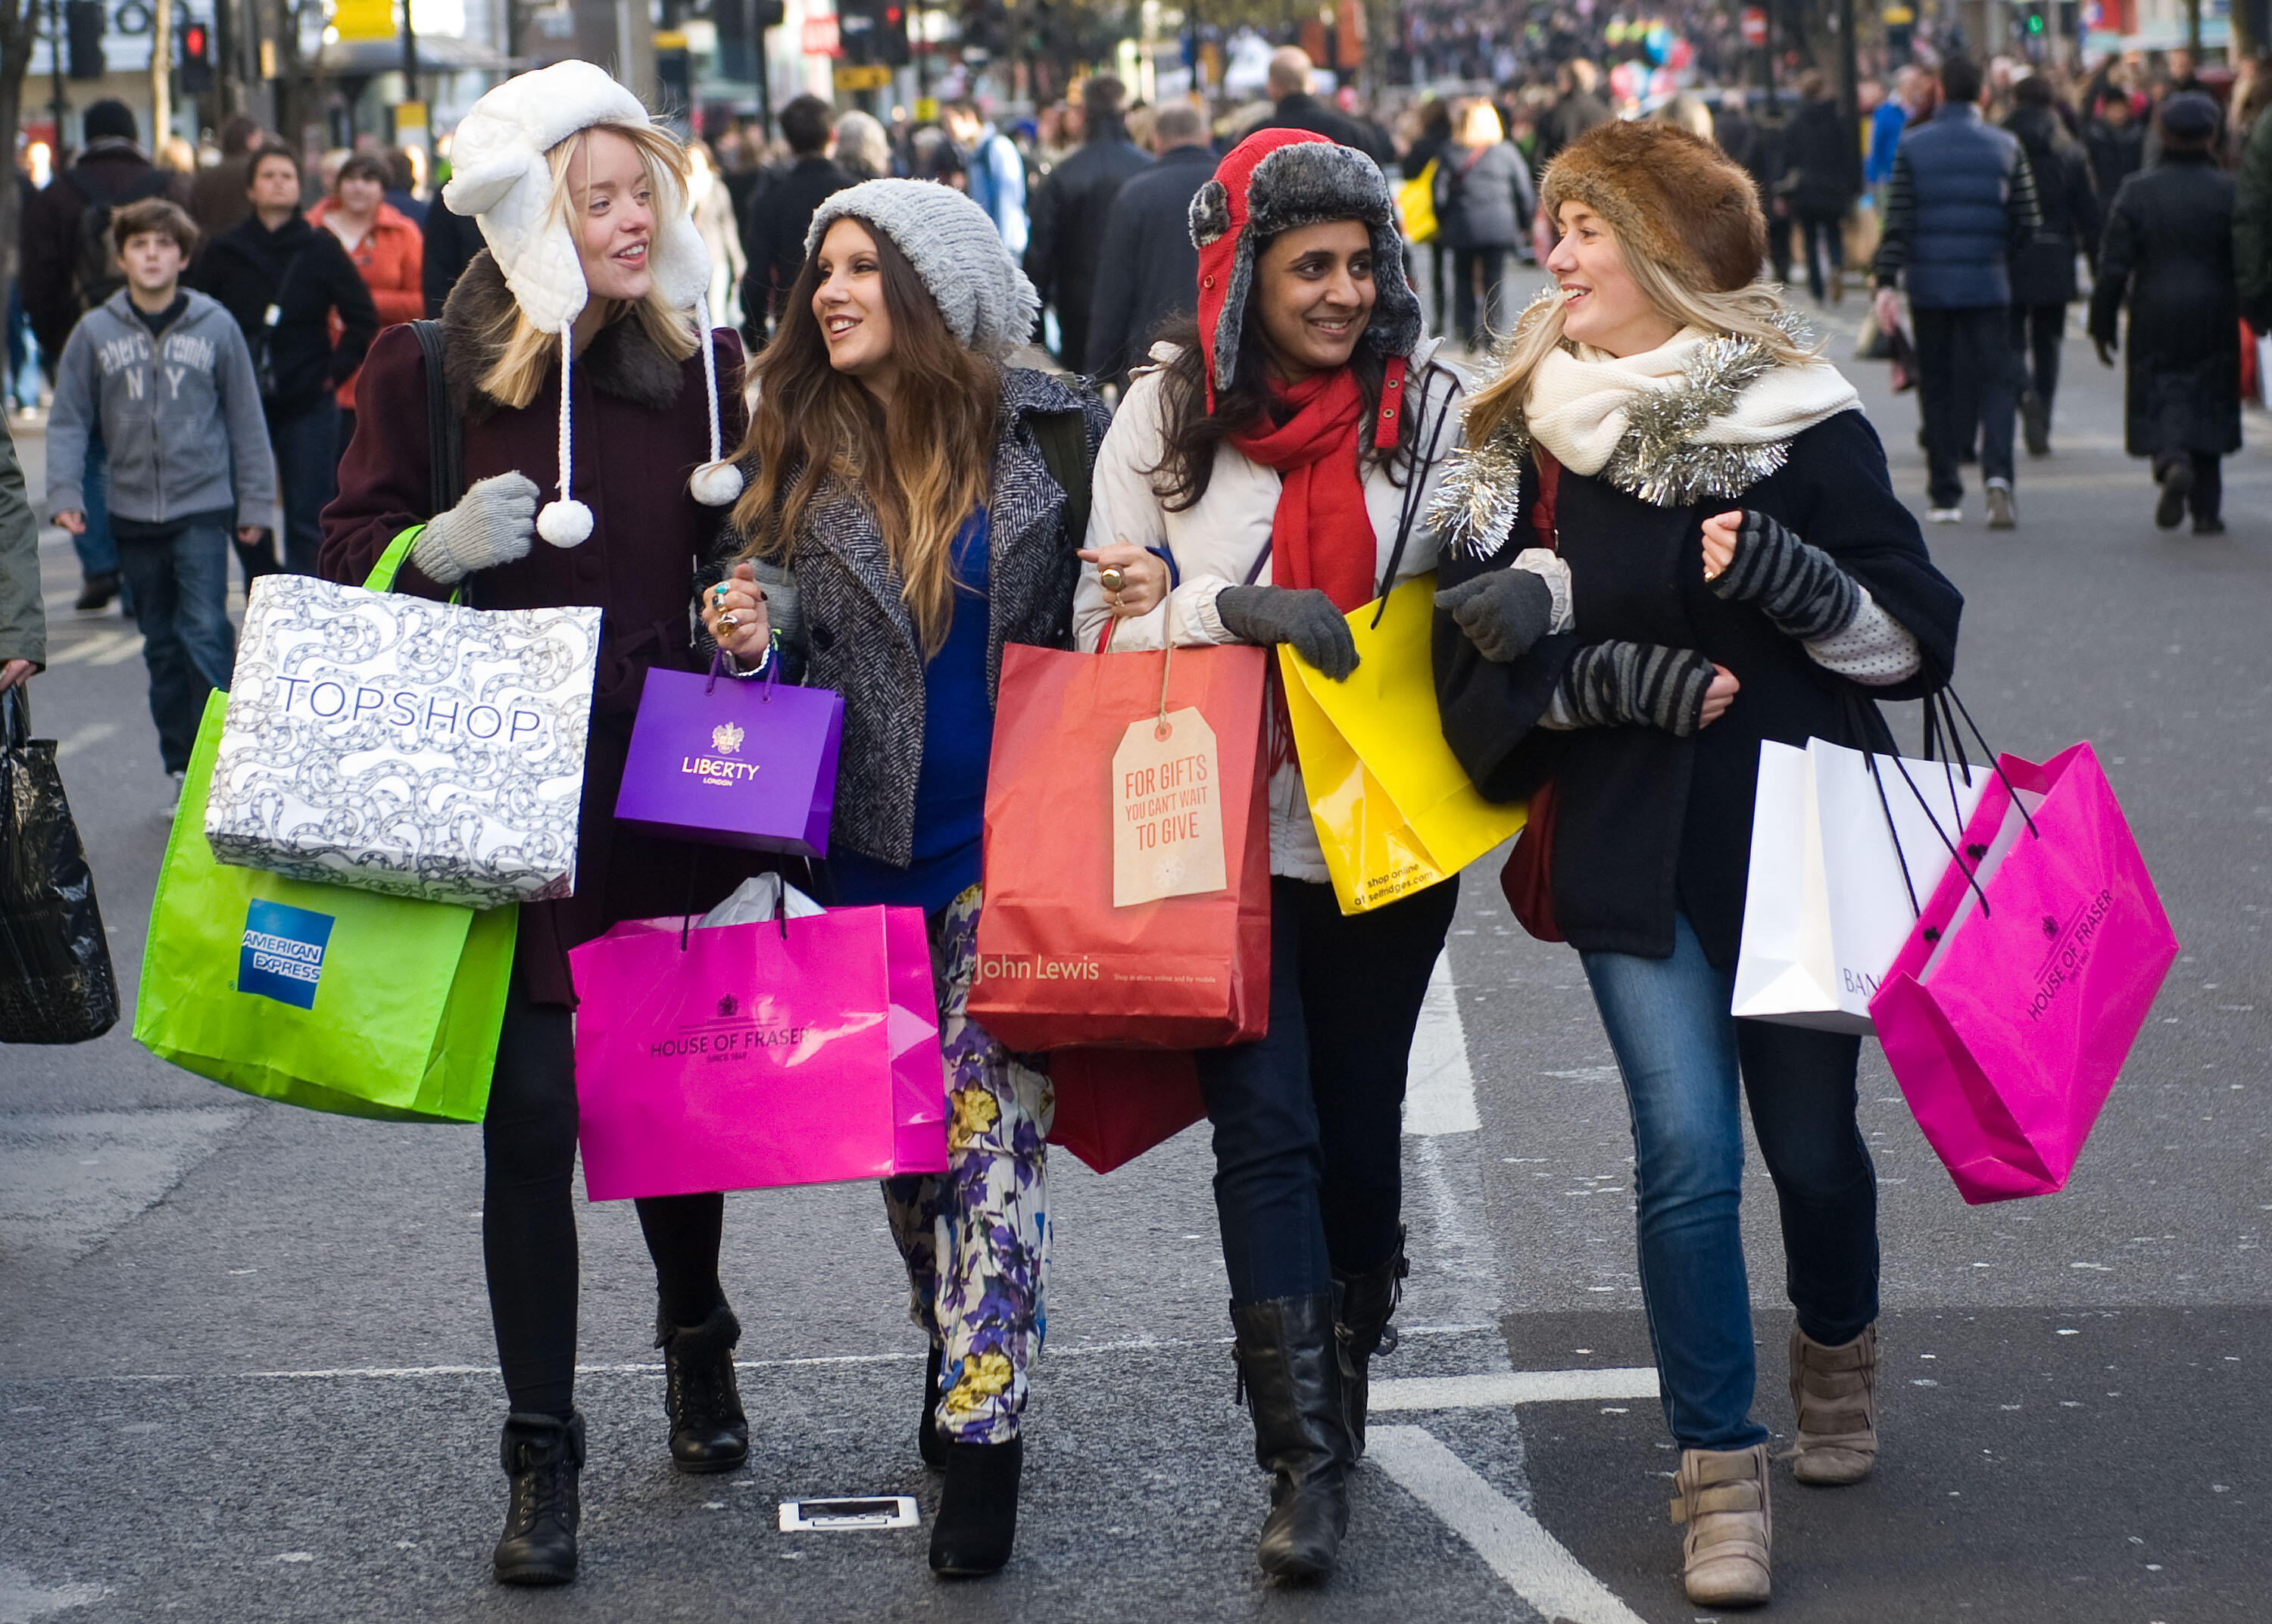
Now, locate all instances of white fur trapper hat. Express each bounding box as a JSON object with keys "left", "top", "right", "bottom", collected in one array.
[{"left": 442, "top": 60, "right": 741, "bottom": 544}]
